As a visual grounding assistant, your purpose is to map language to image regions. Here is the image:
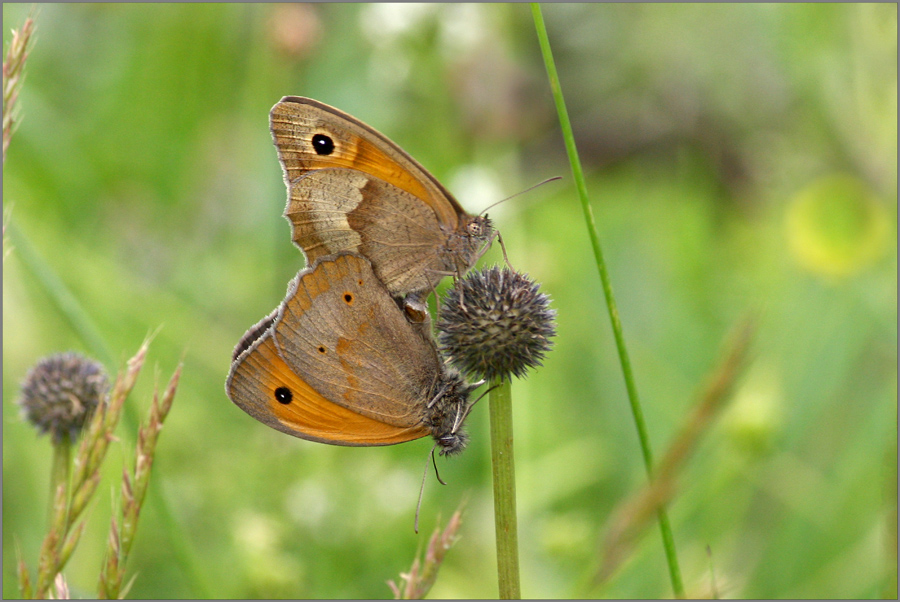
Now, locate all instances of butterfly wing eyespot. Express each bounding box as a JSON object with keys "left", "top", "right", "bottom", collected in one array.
[
  {"left": 274, "top": 386, "right": 293, "bottom": 404},
  {"left": 311, "top": 133, "right": 335, "bottom": 155}
]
